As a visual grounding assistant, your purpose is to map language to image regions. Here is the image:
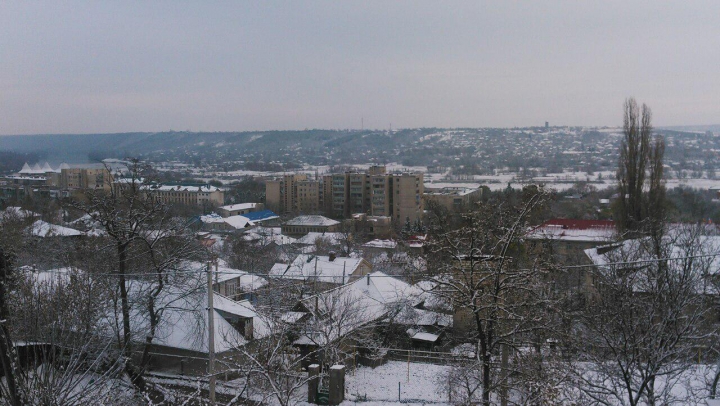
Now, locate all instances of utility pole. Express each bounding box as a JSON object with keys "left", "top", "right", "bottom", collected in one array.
[{"left": 207, "top": 261, "right": 216, "bottom": 405}]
